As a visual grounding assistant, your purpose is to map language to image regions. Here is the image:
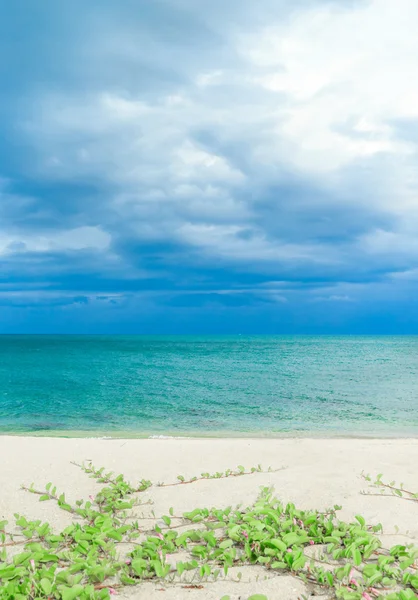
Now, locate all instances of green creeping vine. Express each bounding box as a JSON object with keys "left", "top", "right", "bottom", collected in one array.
[
  {"left": 157, "top": 464, "right": 279, "bottom": 486},
  {"left": 0, "top": 465, "right": 416, "bottom": 600},
  {"left": 361, "top": 473, "right": 418, "bottom": 503}
]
